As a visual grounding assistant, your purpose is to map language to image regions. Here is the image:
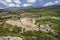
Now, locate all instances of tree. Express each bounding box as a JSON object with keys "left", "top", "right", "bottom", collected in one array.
[{"left": 12, "top": 26, "right": 22, "bottom": 34}]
